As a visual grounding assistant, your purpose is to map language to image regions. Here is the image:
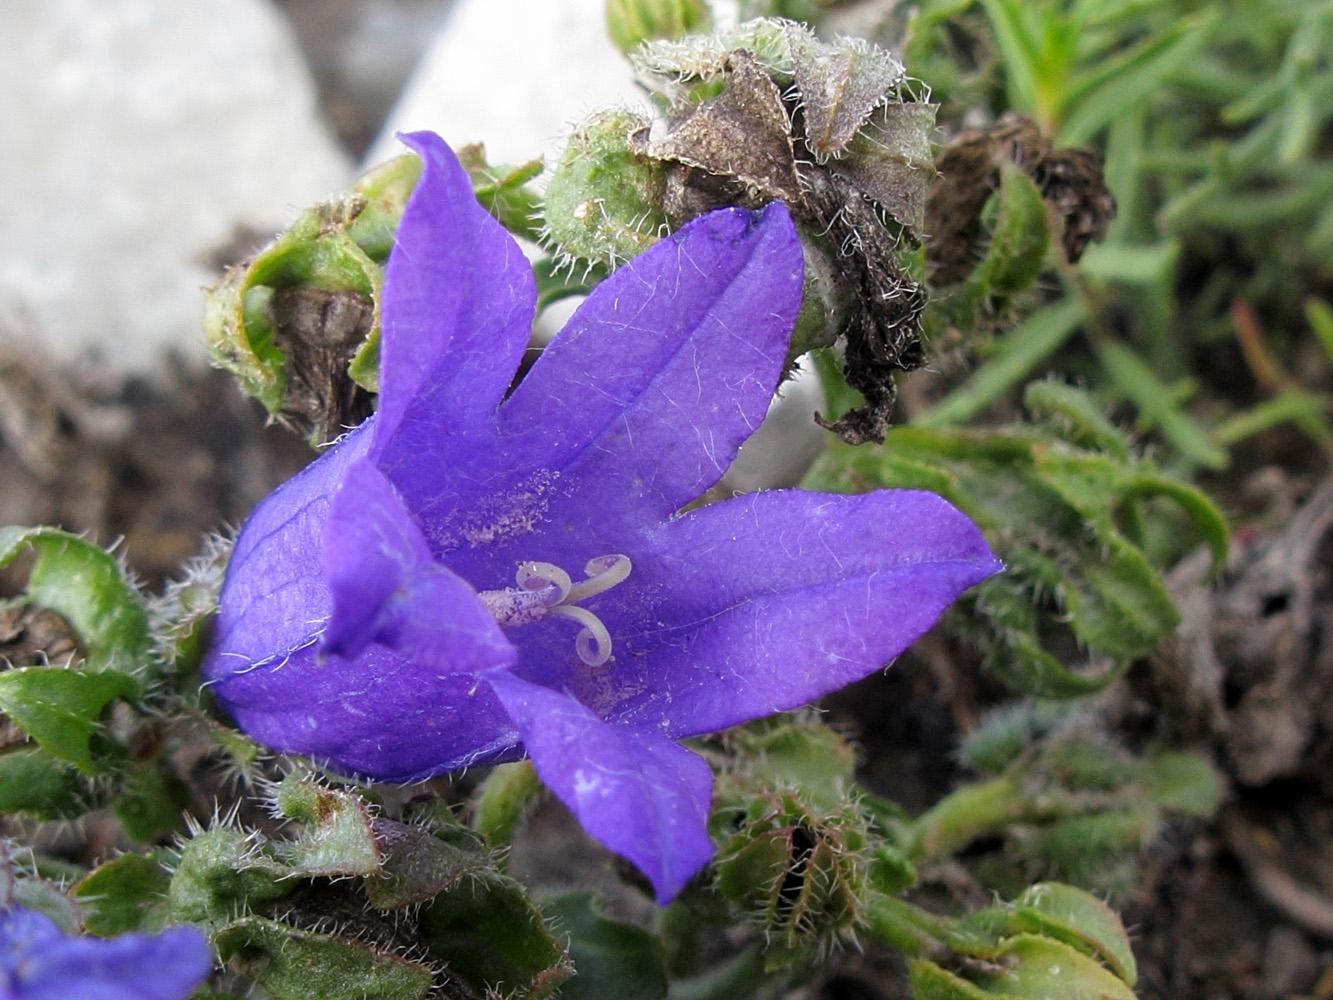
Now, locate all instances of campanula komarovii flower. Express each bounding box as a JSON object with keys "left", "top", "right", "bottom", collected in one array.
[
  {"left": 203, "top": 132, "right": 1002, "bottom": 902},
  {"left": 0, "top": 904, "right": 211, "bottom": 1000}
]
